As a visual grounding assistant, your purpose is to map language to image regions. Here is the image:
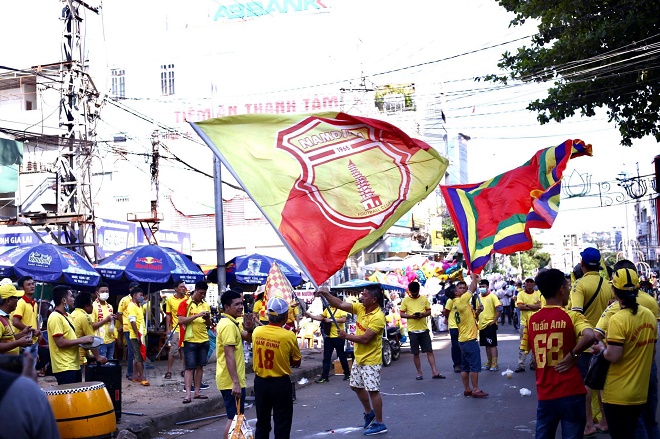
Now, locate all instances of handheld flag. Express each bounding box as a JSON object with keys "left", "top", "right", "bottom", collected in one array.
[
  {"left": 192, "top": 112, "right": 448, "bottom": 285},
  {"left": 440, "top": 139, "right": 592, "bottom": 274}
]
